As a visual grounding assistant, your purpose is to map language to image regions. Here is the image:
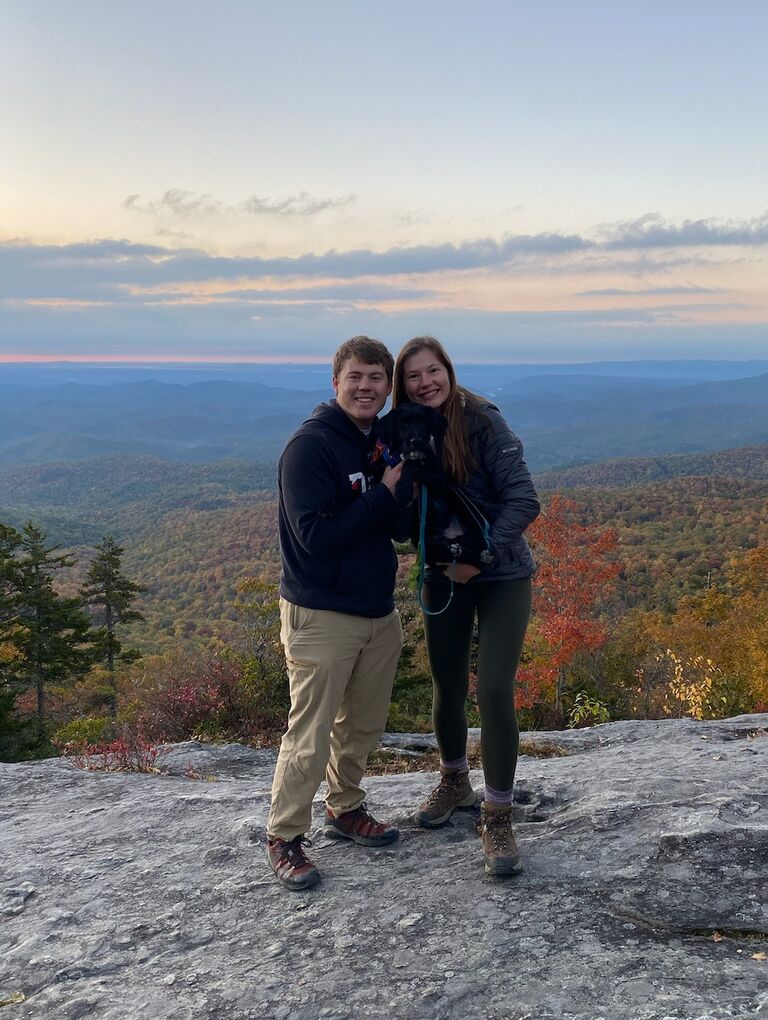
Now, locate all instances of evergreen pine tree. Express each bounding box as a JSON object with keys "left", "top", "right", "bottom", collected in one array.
[
  {"left": 0, "top": 673, "right": 38, "bottom": 762},
  {"left": 7, "top": 523, "right": 95, "bottom": 736},
  {"left": 80, "top": 535, "right": 145, "bottom": 717},
  {"left": 0, "top": 523, "right": 22, "bottom": 618},
  {"left": 0, "top": 524, "right": 31, "bottom": 760}
]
